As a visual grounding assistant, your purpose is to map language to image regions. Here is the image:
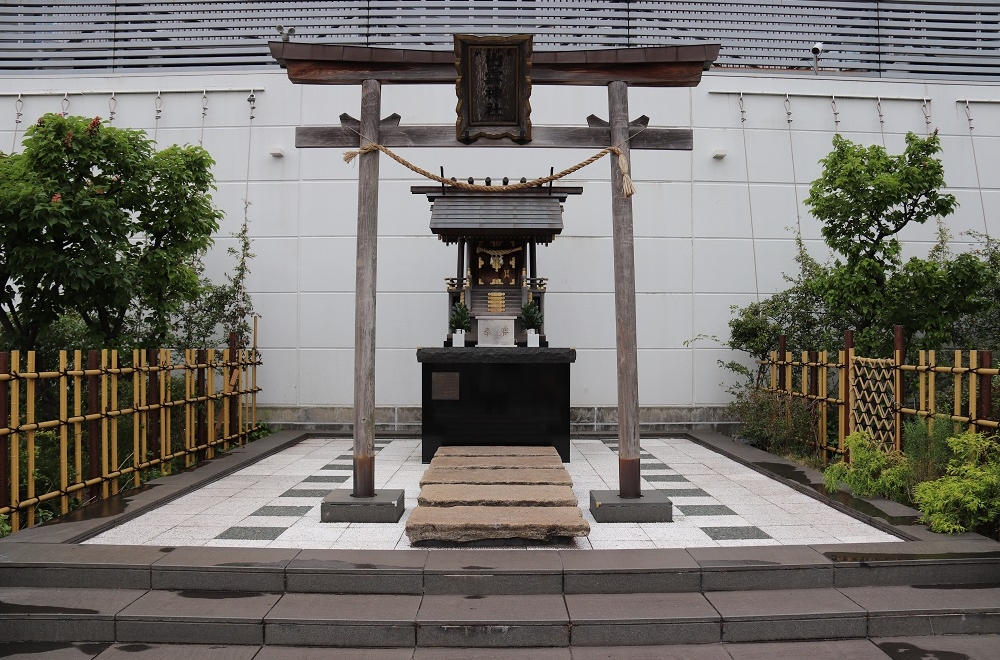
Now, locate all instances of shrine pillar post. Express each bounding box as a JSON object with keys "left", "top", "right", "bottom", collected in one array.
[
  {"left": 353, "top": 79, "right": 380, "bottom": 498},
  {"left": 608, "top": 80, "right": 641, "bottom": 498}
]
